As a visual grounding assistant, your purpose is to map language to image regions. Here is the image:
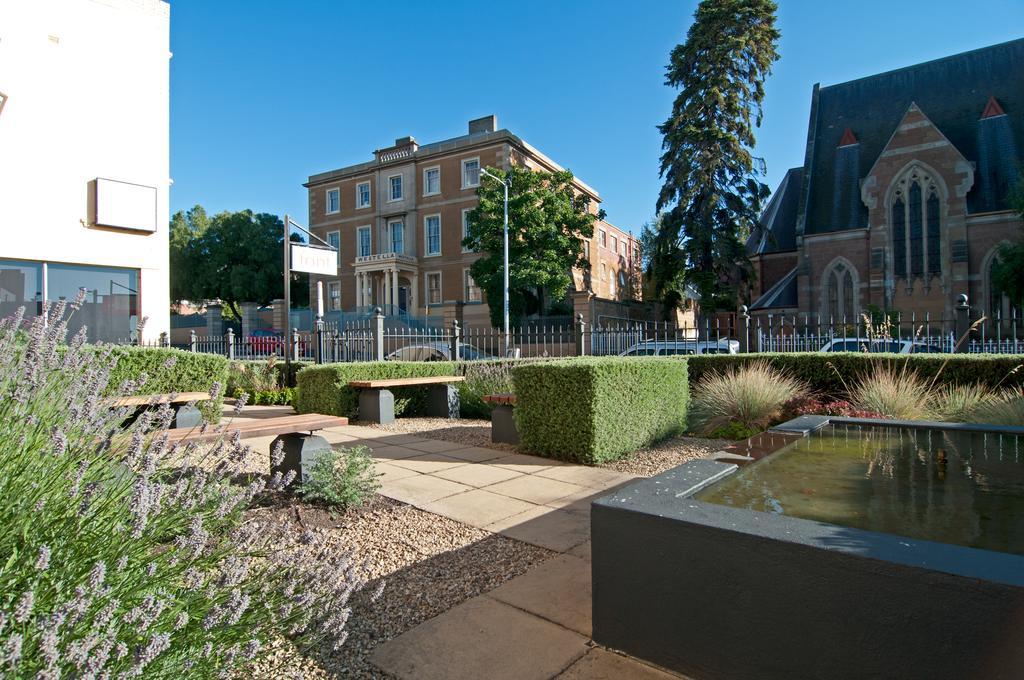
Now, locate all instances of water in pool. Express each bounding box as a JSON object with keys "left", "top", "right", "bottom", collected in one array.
[{"left": 694, "top": 424, "right": 1024, "bottom": 555}]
